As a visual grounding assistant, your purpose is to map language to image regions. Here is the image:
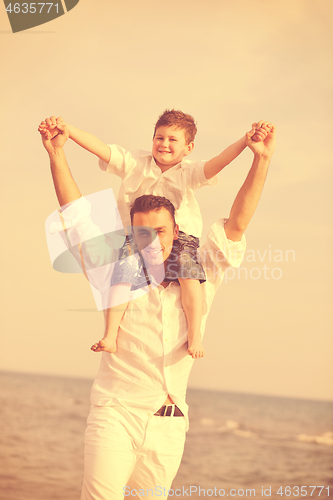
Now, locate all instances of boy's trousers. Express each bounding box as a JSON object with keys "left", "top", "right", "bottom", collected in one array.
[{"left": 80, "top": 405, "right": 186, "bottom": 500}]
